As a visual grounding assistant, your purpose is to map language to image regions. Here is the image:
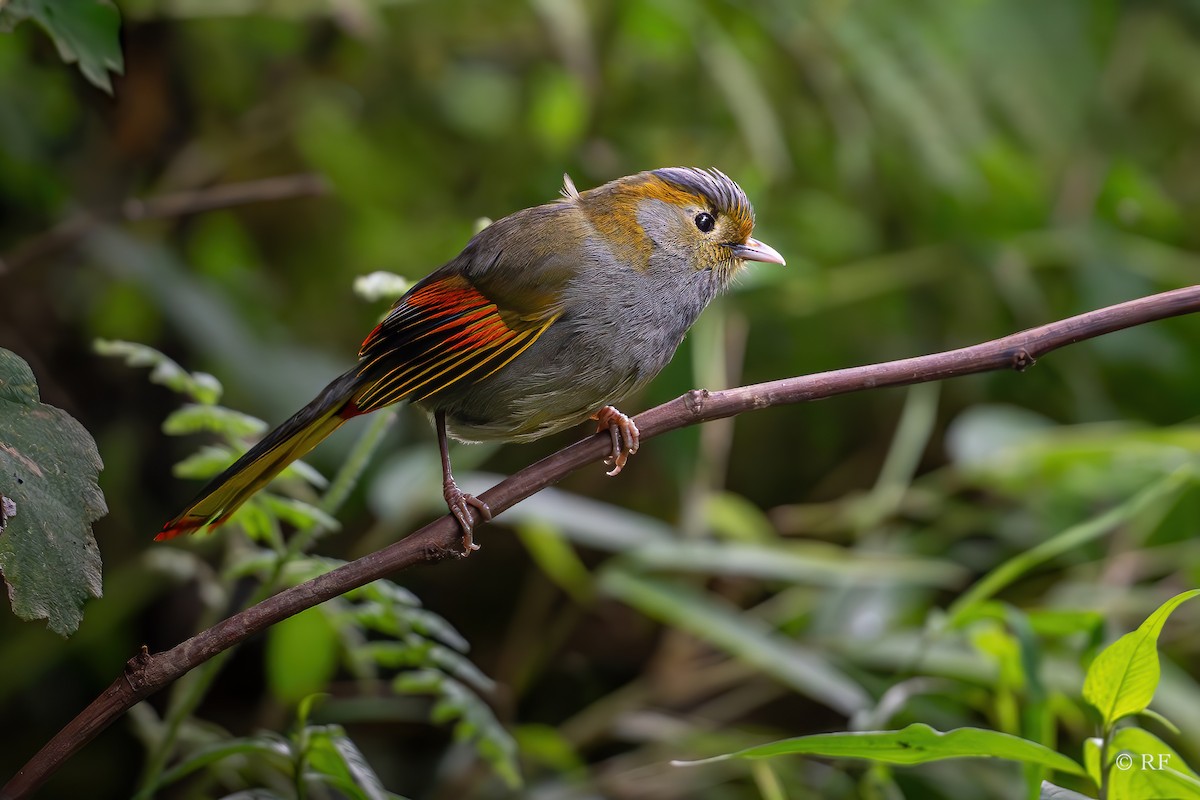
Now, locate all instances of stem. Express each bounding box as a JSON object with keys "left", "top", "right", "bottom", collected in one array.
[
  {"left": 1099, "top": 727, "right": 1111, "bottom": 800},
  {"left": 319, "top": 410, "right": 397, "bottom": 519}
]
